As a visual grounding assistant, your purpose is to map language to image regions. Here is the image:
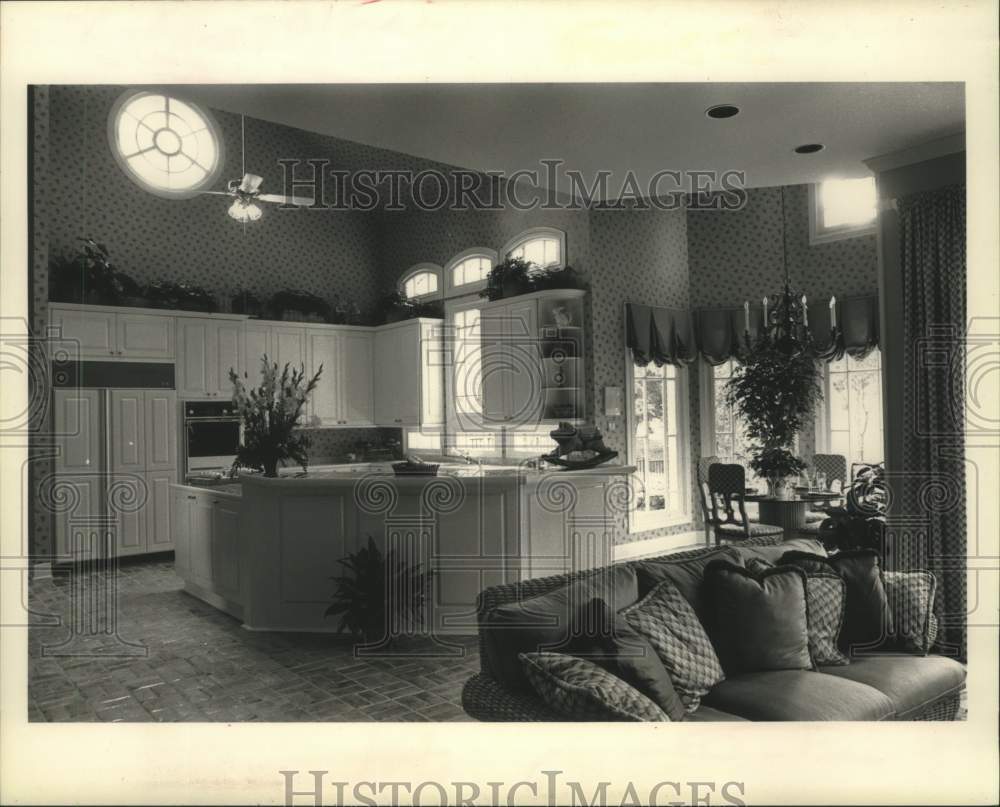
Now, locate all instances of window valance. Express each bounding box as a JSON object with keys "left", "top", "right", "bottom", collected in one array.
[{"left": 626, "top": 295, "right": 879, "bottom": 366}]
